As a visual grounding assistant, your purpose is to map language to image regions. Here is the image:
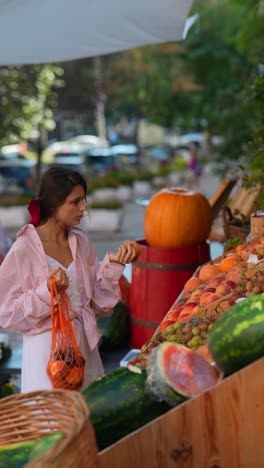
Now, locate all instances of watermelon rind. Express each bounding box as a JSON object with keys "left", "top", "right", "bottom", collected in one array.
[
  {"left": 208, "top": 295, "right": 264, "bottom": 375},
  {"left": 146, "top": 343, "right": 190, "bottom": 407},
  {"left": 28, "top": 432, "right": 63, "bottom": 462},
  {"left": 146, "top": 342, "right": 219, "bottom": 407}
]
